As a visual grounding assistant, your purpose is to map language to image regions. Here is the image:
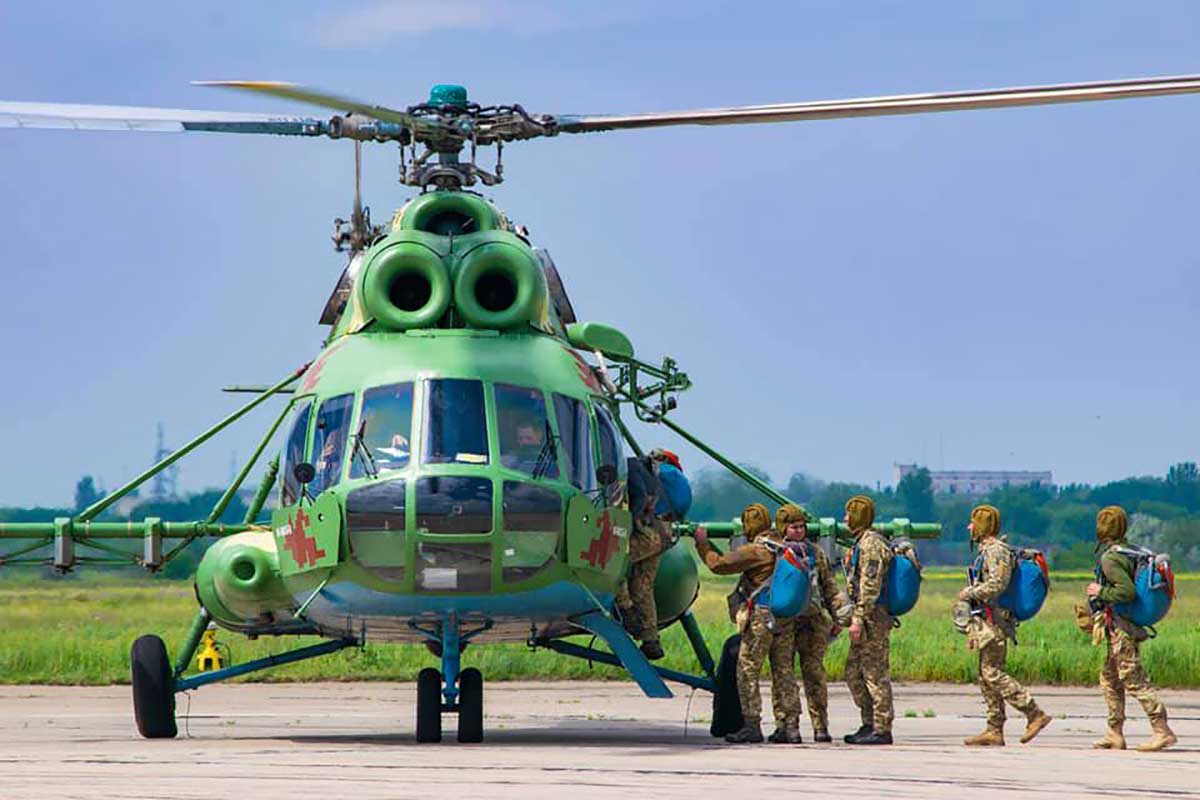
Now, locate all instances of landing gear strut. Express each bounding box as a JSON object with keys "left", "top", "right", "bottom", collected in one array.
[{"left": 412, "top": 615, "right": 487, "bottom": 743}]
